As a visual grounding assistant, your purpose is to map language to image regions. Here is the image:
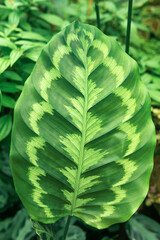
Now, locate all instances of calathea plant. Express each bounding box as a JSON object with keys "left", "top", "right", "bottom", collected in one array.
[{"left": 10, "top": 21, "right": 156, "bottom": 236}]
